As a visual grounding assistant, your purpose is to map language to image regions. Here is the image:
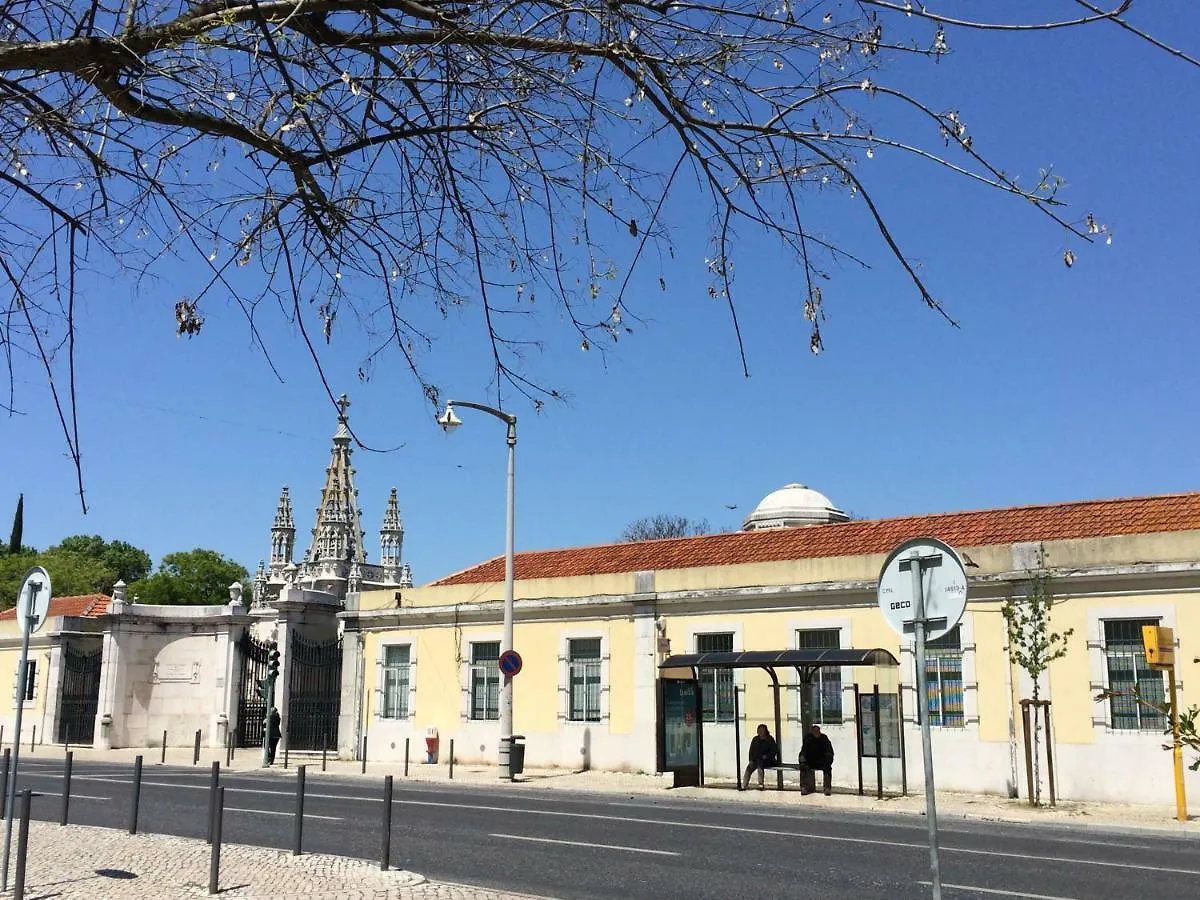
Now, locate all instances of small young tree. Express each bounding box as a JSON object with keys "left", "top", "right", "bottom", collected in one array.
[{"left": 1001, "top": 545, "right": 1073, "bottom": 805}]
